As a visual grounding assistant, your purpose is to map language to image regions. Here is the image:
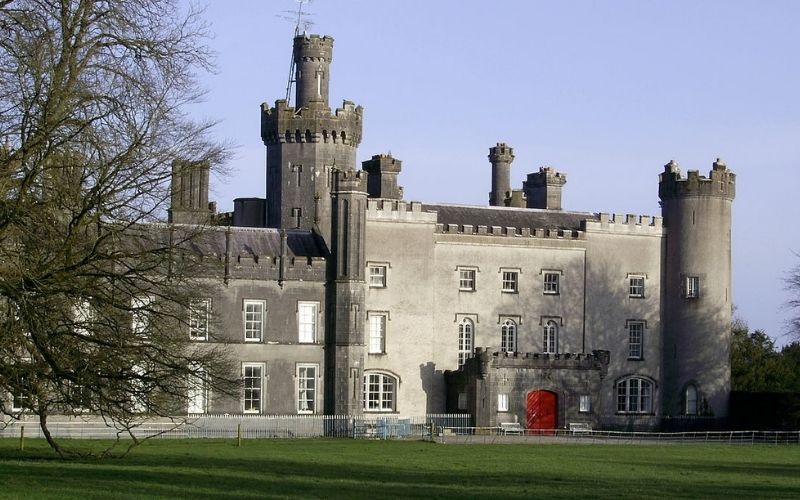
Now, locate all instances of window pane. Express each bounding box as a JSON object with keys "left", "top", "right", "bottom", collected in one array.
[
  {"left": 502, "top": 271, "right": 518, "bottom": 292},
  {"left": 501, "top": 320, "right": 516, "bottom": 353},
  {"left": 497, "top": 393, "right": 509, "bottom": 412},
  {"left": 369, "top": 266, "right": 386, "bottom": 287},
  {"left": 543, "top": 273, "right": 559, "bottom": 294},
  {"left": 243, "top": 365, "right": 262, "bottom": 413},
  {"left": 458, "top": 319, "right": 474, "bottom": 367},
  {"left": 459, "top": 269, "right": 475, "bottom": 291},
  {"left": 628, "top": 322, "right": 643, "bottom": 359},
  {"left": 244, "top": 301, "right": 264, "bottom": 341},
  {"left": 189, "top": 299, "right": 209, "bottom": 340},
  {"left": 298, "top": 302, "right": 317, "bottom": 343},
  {"left": 298, "top": 365, "right": 316, "bottom": 413},
  {"left": 369, "top": 315, "right": 386, "bottom": 354}
]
